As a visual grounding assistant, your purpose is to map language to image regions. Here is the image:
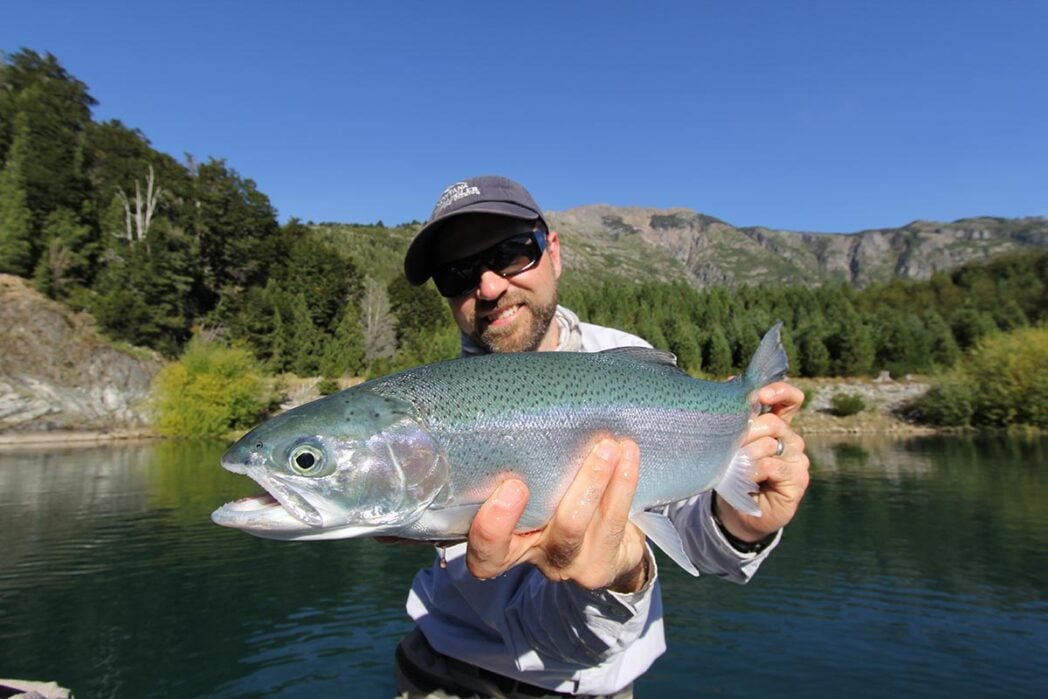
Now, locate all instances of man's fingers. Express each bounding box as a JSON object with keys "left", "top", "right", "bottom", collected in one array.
[
  {"left": 595, "top": 439, "right": 640, "bottom": 547},
  {"left": 466, "top": 479, "right": 529, "bottom": 579},
  {"left": 758, "top": 382, "right": 804, "bottom": 423},
  {"left": 746, "top": 412, "right": 786, "bottom": 444},
  {"left": 544, "top": 438, "right": 619, "bottom": 570}
]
